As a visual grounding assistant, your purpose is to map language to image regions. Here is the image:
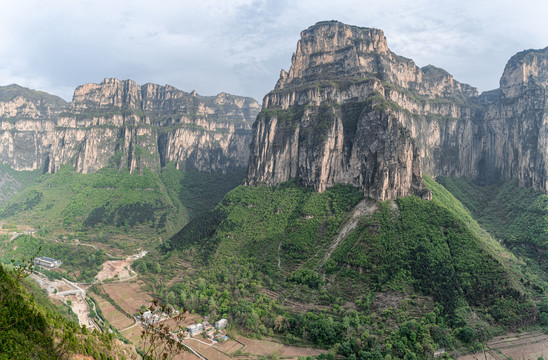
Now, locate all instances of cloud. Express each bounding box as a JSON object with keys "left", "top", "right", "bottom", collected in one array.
[{"left": 0, "top": 0, "right": 547, "bottom": 102}]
